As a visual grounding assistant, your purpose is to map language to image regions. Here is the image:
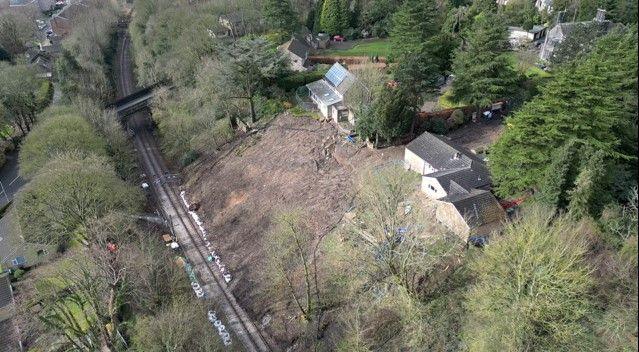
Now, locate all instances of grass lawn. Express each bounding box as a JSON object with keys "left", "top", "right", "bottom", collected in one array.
[
  {"left": 506, "top": 52, "right": 552, "bottom": 79},
  {"left": 321, "top": 39, "right": 391, "bottom": 58},
  {"left": 438, "top": 90, "right": 465, "bottom": 110}
]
